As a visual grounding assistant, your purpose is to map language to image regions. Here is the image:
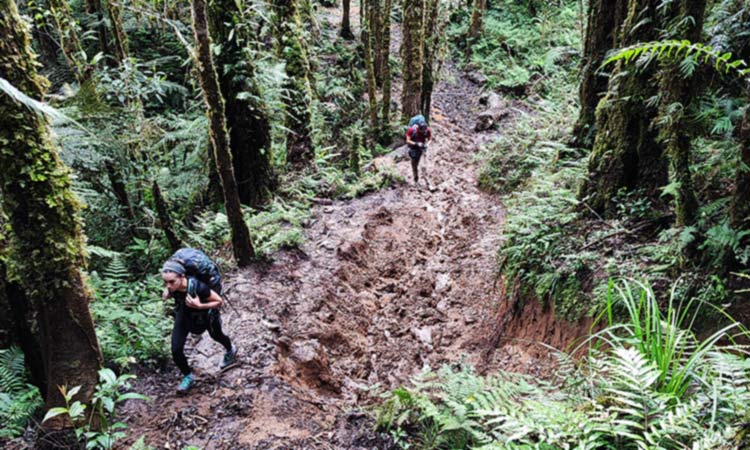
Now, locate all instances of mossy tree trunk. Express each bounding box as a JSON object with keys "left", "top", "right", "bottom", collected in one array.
[
  {"left": 191, "top": 0, "right": 255, "bottom": 266},
  {"left": 466, "top": 0, "right": 486, "bottom": 56},
  {"left": 420, "top": 0, "right": 439, "bottom": 121},
  {"left": 0, "top": 0, "right": 103, "bottom": 428},
  {"left": 571, "top": 0, "right": 627, "bottom": 148},
  {"left": 0, "top": 257, "right": 46, "bottom": 397},
  {"left": 341, "top": 0, "right": 354, "bottom": 38},
  {"left": 370, "top": 0, "right": 384, "bottom": 86},
  {"left": 658, "top": 0, "right": 706, "bottom": 229},
  {"left": 84, "top": 0, "right": 110, "bottom": 61},
  {"left": 579, "top": 0, "right": 666, "bottom": 215},
  {"left": 106, "top": 0, "right": 130, "bottom": 64},
  {"left": 47, "top": 0, "right": 92, "bottom": 83},
  {"left": 210, "top": 0, "right": 275, "bottom": 207},
  {"left": 363, "top": 0, "right": 379, "bottom": 137},
  {"left": 272, "top": 0, "right": 316, "bottom": 166},
  {"left": 151, "top": 180, "right": 183, "bottom": 253},
  {"left": 731, "top": 89, "right": 750, "bottom": 232},
  {"left": 29, "top": 0, "right": 60, "bottom": 66},
  {"left": 401, "top": 0, "right": 424, "bottom": 120},
  {"left": 379, "top": 0, "right": 393, "bottom": 139}
]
